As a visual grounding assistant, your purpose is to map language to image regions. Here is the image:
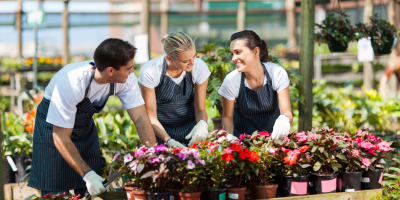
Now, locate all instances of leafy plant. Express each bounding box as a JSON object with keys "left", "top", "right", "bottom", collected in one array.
[{"left": 315, "top": 10, "right": 356, "bottom": 46}]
